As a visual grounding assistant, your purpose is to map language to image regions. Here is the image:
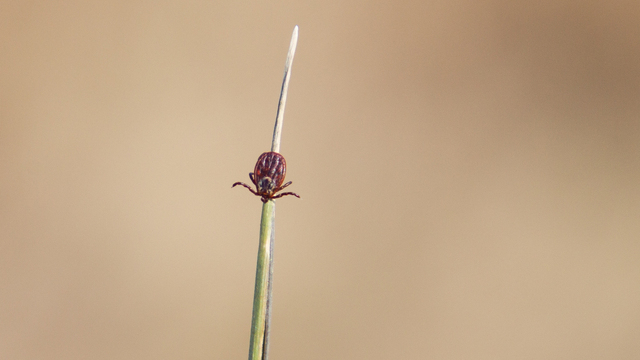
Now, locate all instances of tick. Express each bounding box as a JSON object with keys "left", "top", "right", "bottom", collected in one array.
[{"left": 233, "top": 152, "right": 300, "bottom": 203}]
